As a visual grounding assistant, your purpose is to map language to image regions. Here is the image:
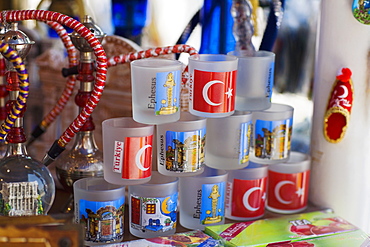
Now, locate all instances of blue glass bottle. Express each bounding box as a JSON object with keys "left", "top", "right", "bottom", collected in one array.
[
  {"left": 111, "top": 0, "right": 148, "bottom": 45},
  {"left": 199, "top": 0, "right": 236, "bottom": 54}
]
